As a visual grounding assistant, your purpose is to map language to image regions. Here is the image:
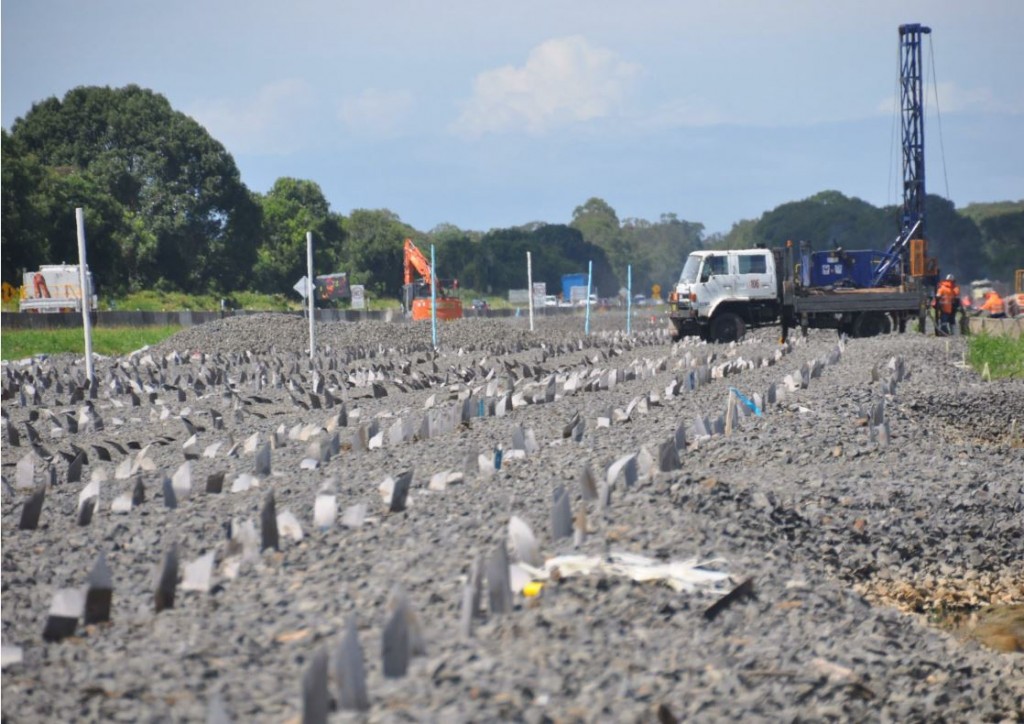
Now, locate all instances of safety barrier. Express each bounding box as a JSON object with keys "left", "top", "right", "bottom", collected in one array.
[{"left": 968, "top": 317, "right": 1024, "bottom": 339}]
